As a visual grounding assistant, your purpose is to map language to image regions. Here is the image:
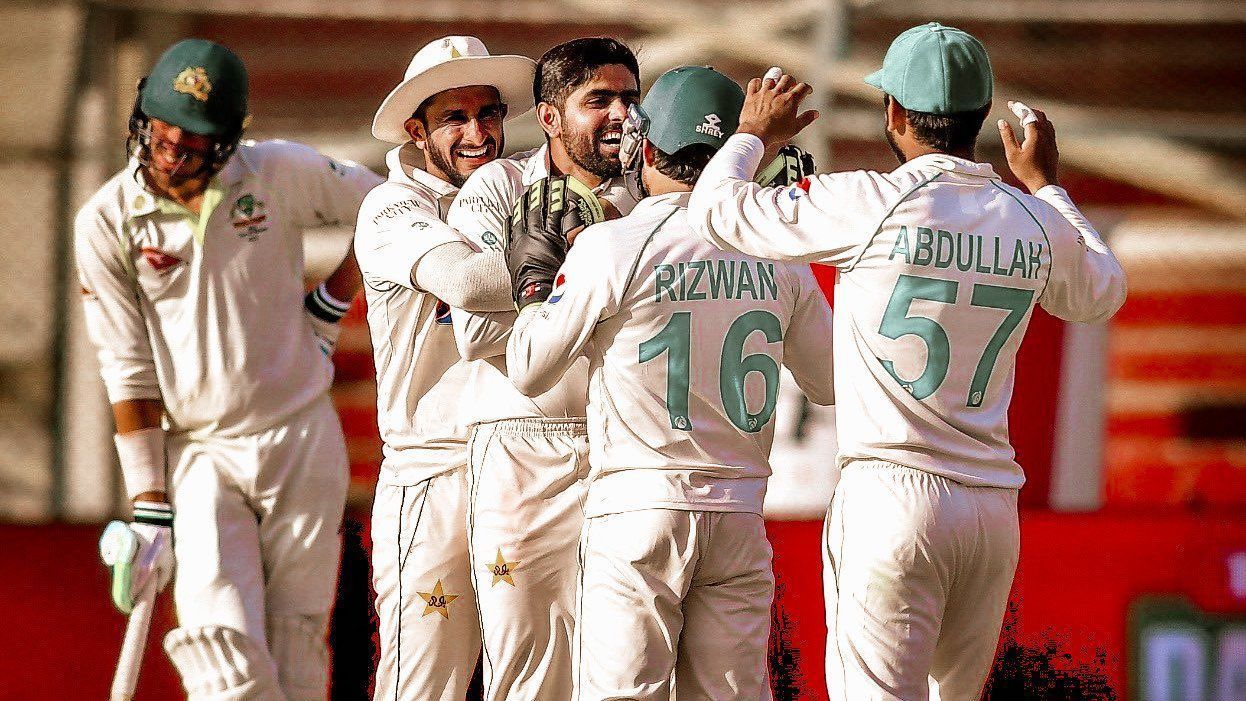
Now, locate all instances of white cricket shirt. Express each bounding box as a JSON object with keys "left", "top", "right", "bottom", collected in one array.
[
  {"left": 75, "top": 140, "right": 382, "bottom": 438},
  {"left": 508, "top": 192, "right": 835, "bottom": 517},
  {"left": 688, "top": 134, "right": 1128, "bottom": 489},
  {"left": 444, "top": 144, "right": 639, "bottom": 425},
  {"left": 355, "top": 143, "right": 478, "bottom": 485}
]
